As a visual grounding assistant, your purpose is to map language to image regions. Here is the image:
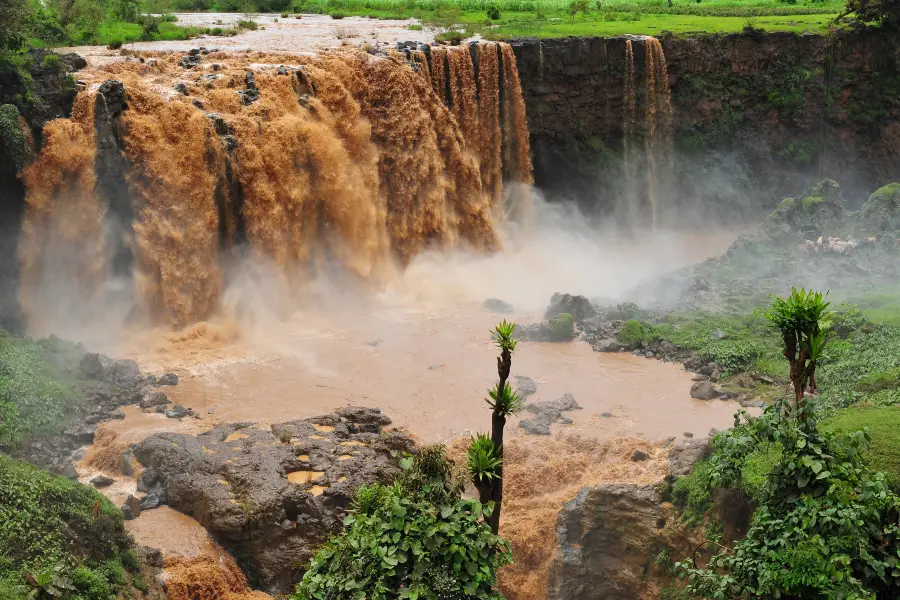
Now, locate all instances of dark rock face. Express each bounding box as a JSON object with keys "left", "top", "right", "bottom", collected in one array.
[
  {"left": 544, "top": 293, "right": 597, "bottom": 321},
  {"left": 548, "top": 484, "right": 673, "bottom": 600},
  {"left": 15, "top": 349, "right": 153, "bottom": 475},
  {"left": 91, "top": 474, "right": 115, "bottom": 488},
  {"left": 668, "top": 436, "right": 711, "bottom": 477},
  {"left": 133, "top": 407, "right": 414, "bottom": 595},
  {"left": 512, "top": 31, "right": 900, "bottom": 222},
  {"left": 520, "top": 393, "right": 582, "bottom": 435}
]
